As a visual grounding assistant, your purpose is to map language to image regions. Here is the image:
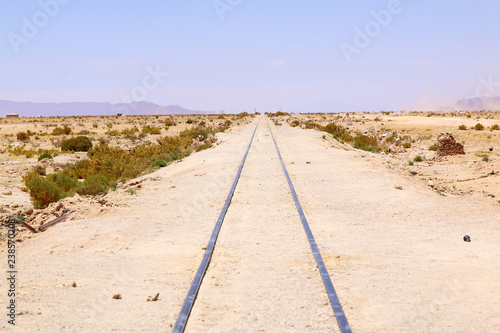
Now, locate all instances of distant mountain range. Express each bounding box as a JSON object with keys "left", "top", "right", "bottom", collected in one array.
[
  {"left": 0, "top": 100, "right": 221, "bottom": 117},
  {"left": 455, "top": 97, "right": 500, "bottom": 111}
]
